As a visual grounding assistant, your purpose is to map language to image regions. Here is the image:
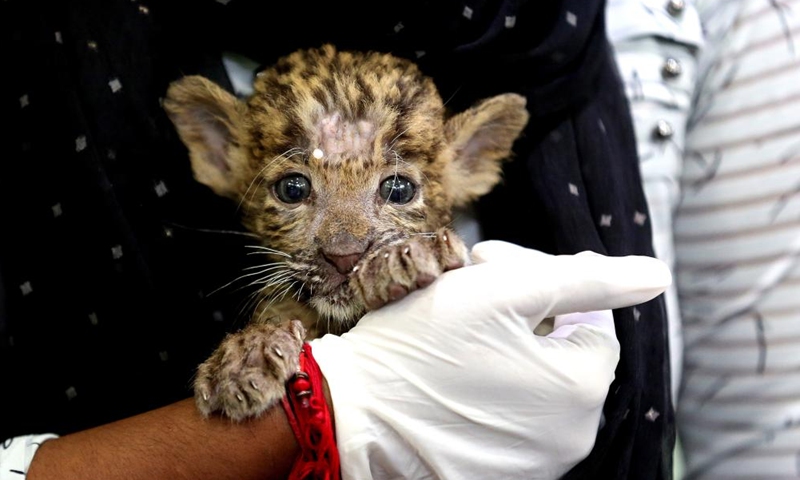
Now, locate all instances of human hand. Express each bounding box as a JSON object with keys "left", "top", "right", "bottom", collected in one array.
[{"left": 311, "top": 240, "right": 671, "bottom": 480}]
